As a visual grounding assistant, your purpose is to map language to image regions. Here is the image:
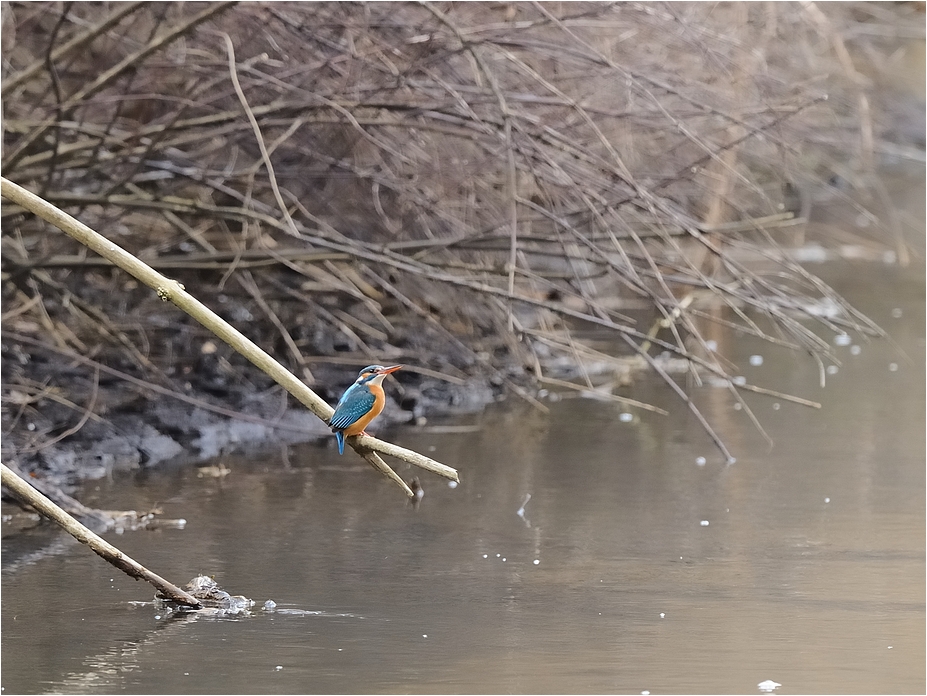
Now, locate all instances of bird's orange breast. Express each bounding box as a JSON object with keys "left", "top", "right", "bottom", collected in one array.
[{"left": 341, "top": 385, "right": 385, "bottom": 436}]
